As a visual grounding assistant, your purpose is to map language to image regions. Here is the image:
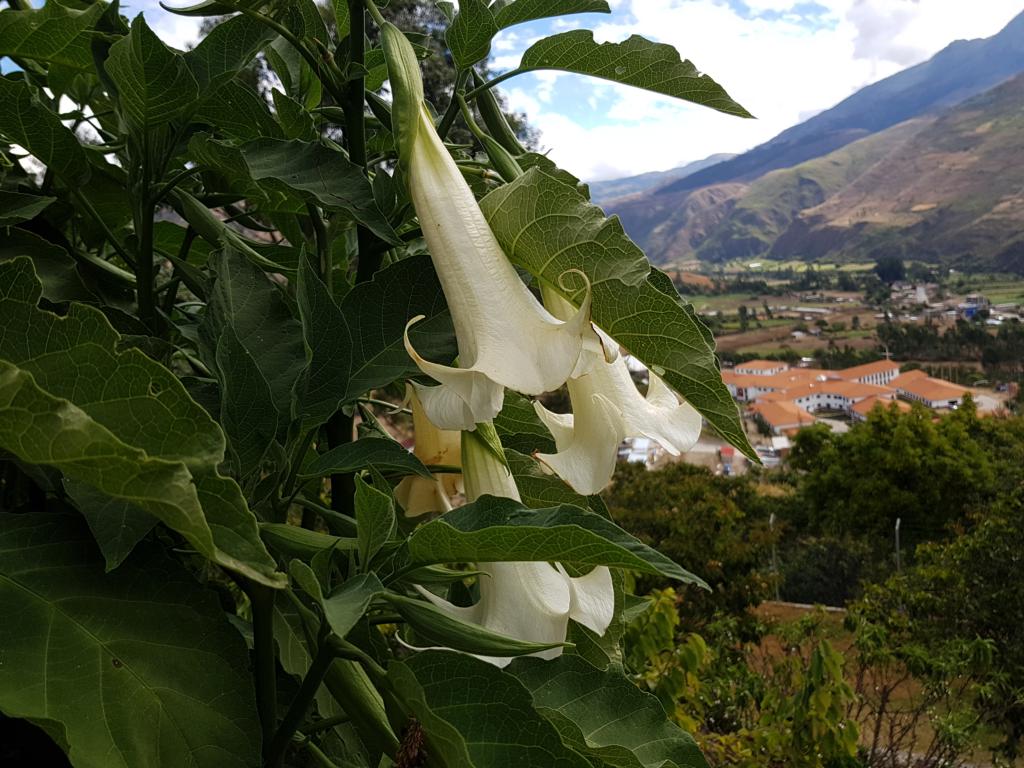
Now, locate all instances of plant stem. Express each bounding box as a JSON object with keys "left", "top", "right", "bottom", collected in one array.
[
  {"left": 266, "top": 636, "right": 336, "bottom": 768},
  {"left": 161, "top": 226, "right": 196, "bottom": 316},
  {"left": 464, "top": 68, "right": 526, "bottom": 101},
  {"left": 306, "top": 202, "right": 332, "bottom": 294},
  {"left": 152, "top": 166, "right": 202, "bottom": 206},
  {"left": 300, "top": 713, "right": 351, "bottom": 735},
  {"left": 436, "top": 69, "right": 469, "bottom": 141},
  {"left": 248, "top": 583, "right": 278, "bottom": 757}
]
